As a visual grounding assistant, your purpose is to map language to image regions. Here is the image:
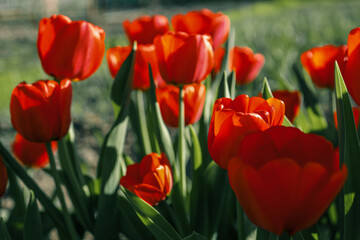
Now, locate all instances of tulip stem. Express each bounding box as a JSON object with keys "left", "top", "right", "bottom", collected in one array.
[
  {"left": 46, "top": 142, "right": 79, "bottom": 240},
  {"left": 237, "top": 202, "right": 246, "bottom": 240},
  {"left": 136, "top": 90, "right": 152, "bottom": 154},
  {"left": 178, "top": 86, "right": 187, "bottom": 199}
]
